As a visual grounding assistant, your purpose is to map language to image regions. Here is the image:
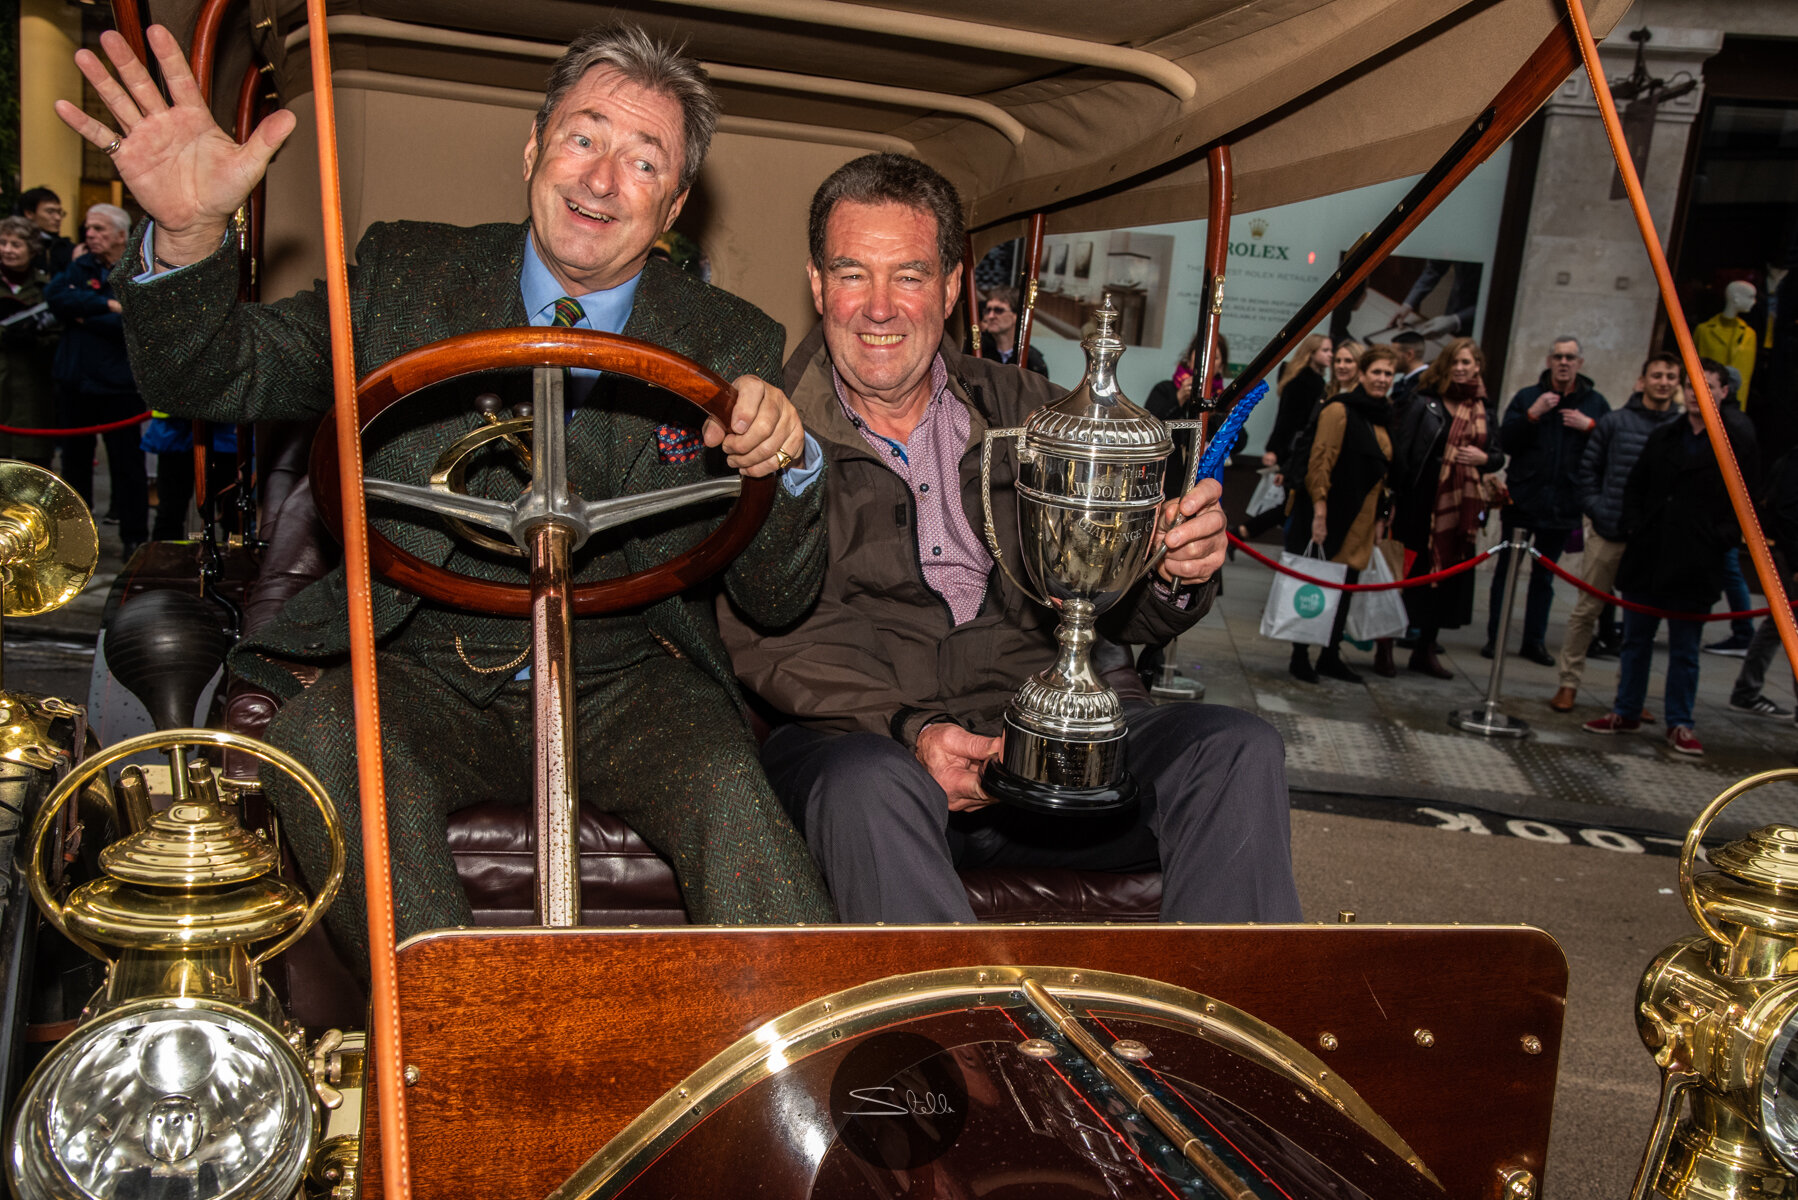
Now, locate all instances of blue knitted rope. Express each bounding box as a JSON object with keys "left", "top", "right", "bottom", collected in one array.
[{"left": 1191, "top": 380, "right": 1269, "bottom": 484}]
